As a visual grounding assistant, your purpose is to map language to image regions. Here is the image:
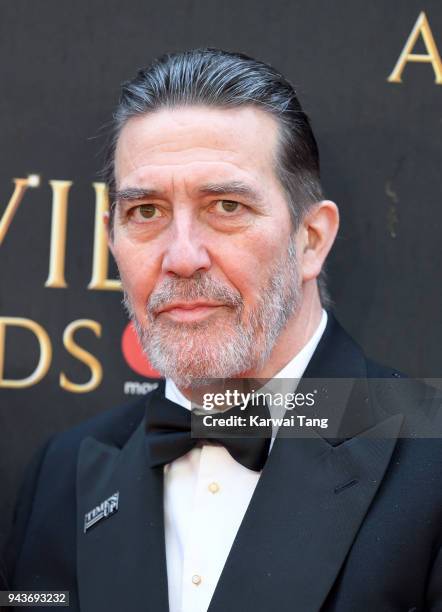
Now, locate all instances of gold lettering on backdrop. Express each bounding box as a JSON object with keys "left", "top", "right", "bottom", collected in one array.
[
  {"left": 388, "top": 11, "right": 442, "bottom": 84},
  {"left": 45, "top": 180, "right": 73, "bottom": 288},
  {"left": 88, "top": 182, "right": 122, "bottom": 291},
  {"left": 0, "top": 175, "right": 40, "bottom": 245},
  {"left": 0, "top": 317, "right": 52, "bottom": 388},
  {"left": 60, "top": 319, "right": 103, "bottom": 393}
]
